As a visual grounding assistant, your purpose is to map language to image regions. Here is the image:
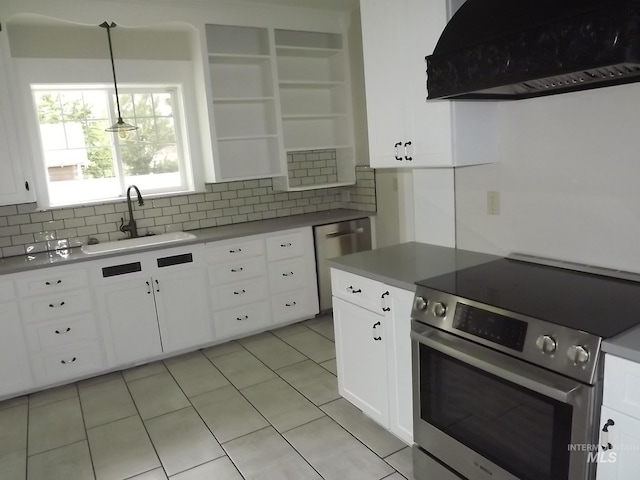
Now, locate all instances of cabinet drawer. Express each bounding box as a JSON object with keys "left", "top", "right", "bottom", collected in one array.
[
  {"left": 210, "top": 277, "right": 268, "bottom": 311},
  {"left": 25, "top": 314, "right": 98, "bottom": 352},
  {"left": 271, "top": 288, "right": 315, "bottom": 324},
  {"left": 268, "top": 257, "right": 309, "bottom": 294},
  {"left": 206, "top": 238, "right": 264, "bottom": 264},
  {"left": 20, "top": 289, "right": 93, "bottom": 323},
  {"left": 209, "top": 257, "right": 267, "bottom": 286},
  {"left": 0, "top": 278, "right": 15, "bottom": 303},
  {"left": 30, "top": 341, "right": 105, "bottom": 384},
  {"left": 213, "top": 301, "right": 272, "bottom": 340},
  {"left": 16, "top": 268, "right": 88, "bottom": 297},
  {"left": 604, "top": 354, "right": 640, "bottom": 418},
  {"left": 265, "top": 230, "right": 306, "bottom": 261},
  {"left": 331, "top": 268, "right": 385, "bottom": 313}
]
